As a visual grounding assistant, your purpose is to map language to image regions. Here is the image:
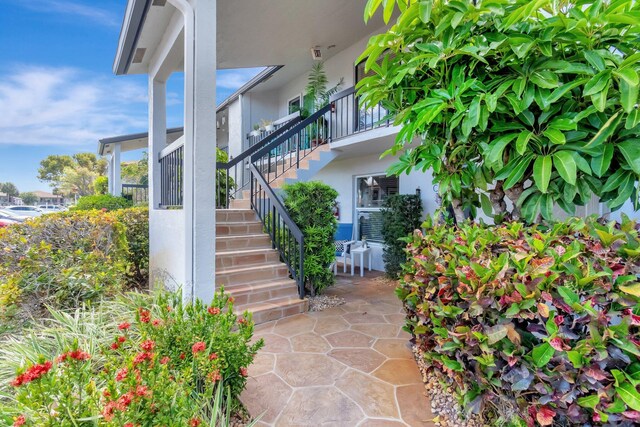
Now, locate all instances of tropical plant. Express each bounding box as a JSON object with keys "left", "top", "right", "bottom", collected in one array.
[
  {"left": 399, "top": 215, "right": 640, "bottom": 425},
  {"left": 94, "top": 175, "right": 109, "bottom": 195},
  {"left": 304, "top": 61, "right": 344, "bottom": 114},
  {"left": 358, "top": 0, "right": 640, "bottom": 223},
  {"left": 381, "top": 194, "right": 423, "bottom": 278},
  {"left": 282, "top": 181, "right": 338, "bottom": 295},
  {"left": 0, "top": 289, "right": 263, "bottom": 426},
  {"left": 72, "top": 194, "right": 133, "bottom": 211}
]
